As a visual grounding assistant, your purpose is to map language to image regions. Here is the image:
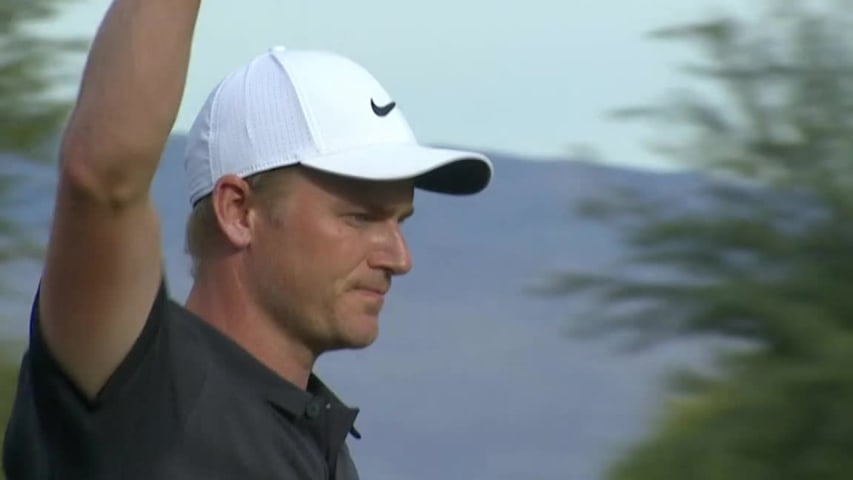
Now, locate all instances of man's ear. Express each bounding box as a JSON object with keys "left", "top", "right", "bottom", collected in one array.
[{"left": 211, "top": 174, "right": 255, "bottom": 249}]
